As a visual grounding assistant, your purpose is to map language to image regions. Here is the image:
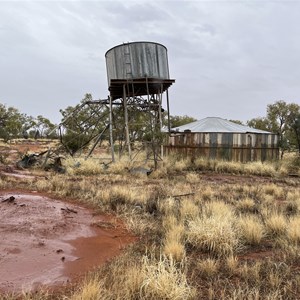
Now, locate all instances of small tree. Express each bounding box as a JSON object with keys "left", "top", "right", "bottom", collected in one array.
[
  {"left": 291, "top": 113, "right": 300, "bottom": 154},
  {"left": 0, "top": 103, "right": 31, "bottom": 141},
  {"left": 267, "top": 101, "right": 300, "bottom": 157},
  {"left": 35, "top": 115, "right": 56, "bottom": 138},
  {"left": 168, "top": 115, "right": 197, "bottom": 128},
  {"left": 247, "top": 117, "right": 271, "bottom": 131},
  {"left": 247, "top": 100, "right": 300, "bottom": 158},
  {"left": 229, "top": 119, "right": 244, "bottom": 125}
]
